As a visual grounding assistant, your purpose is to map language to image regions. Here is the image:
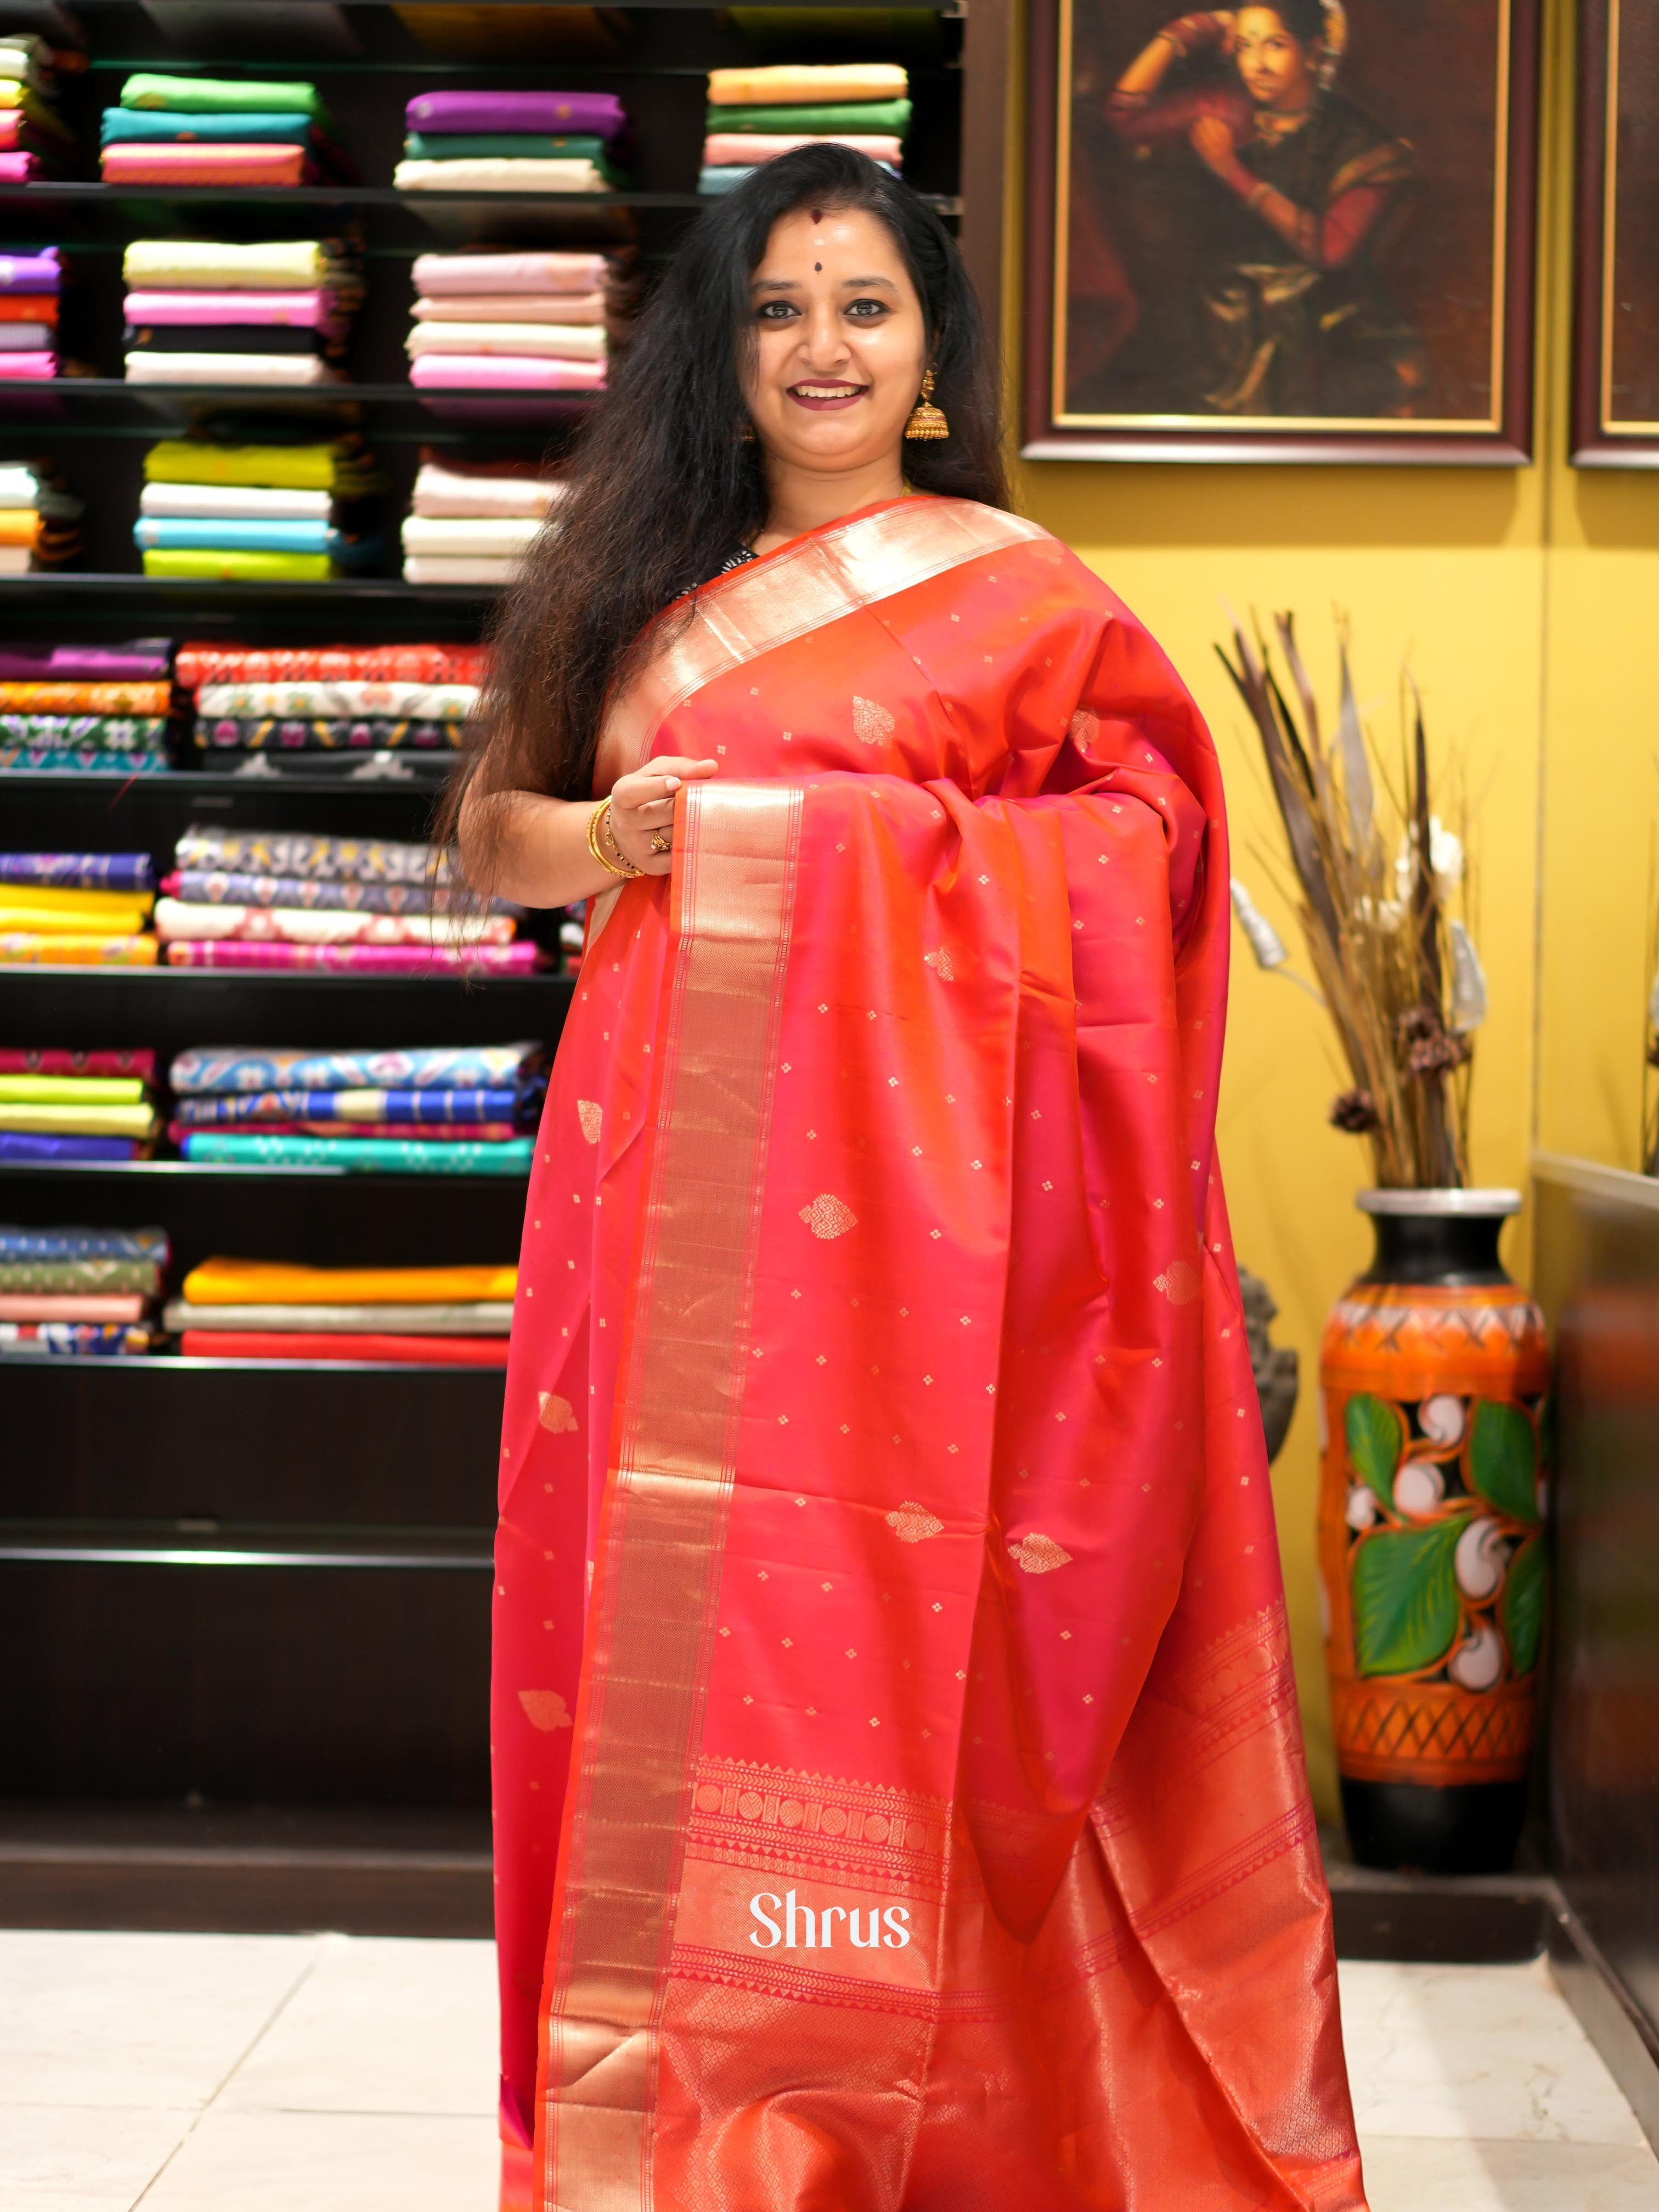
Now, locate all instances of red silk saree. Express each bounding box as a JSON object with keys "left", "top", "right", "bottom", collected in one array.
[{"left": 493, "top": 495, "right": 1367, "bottom": 2212}]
